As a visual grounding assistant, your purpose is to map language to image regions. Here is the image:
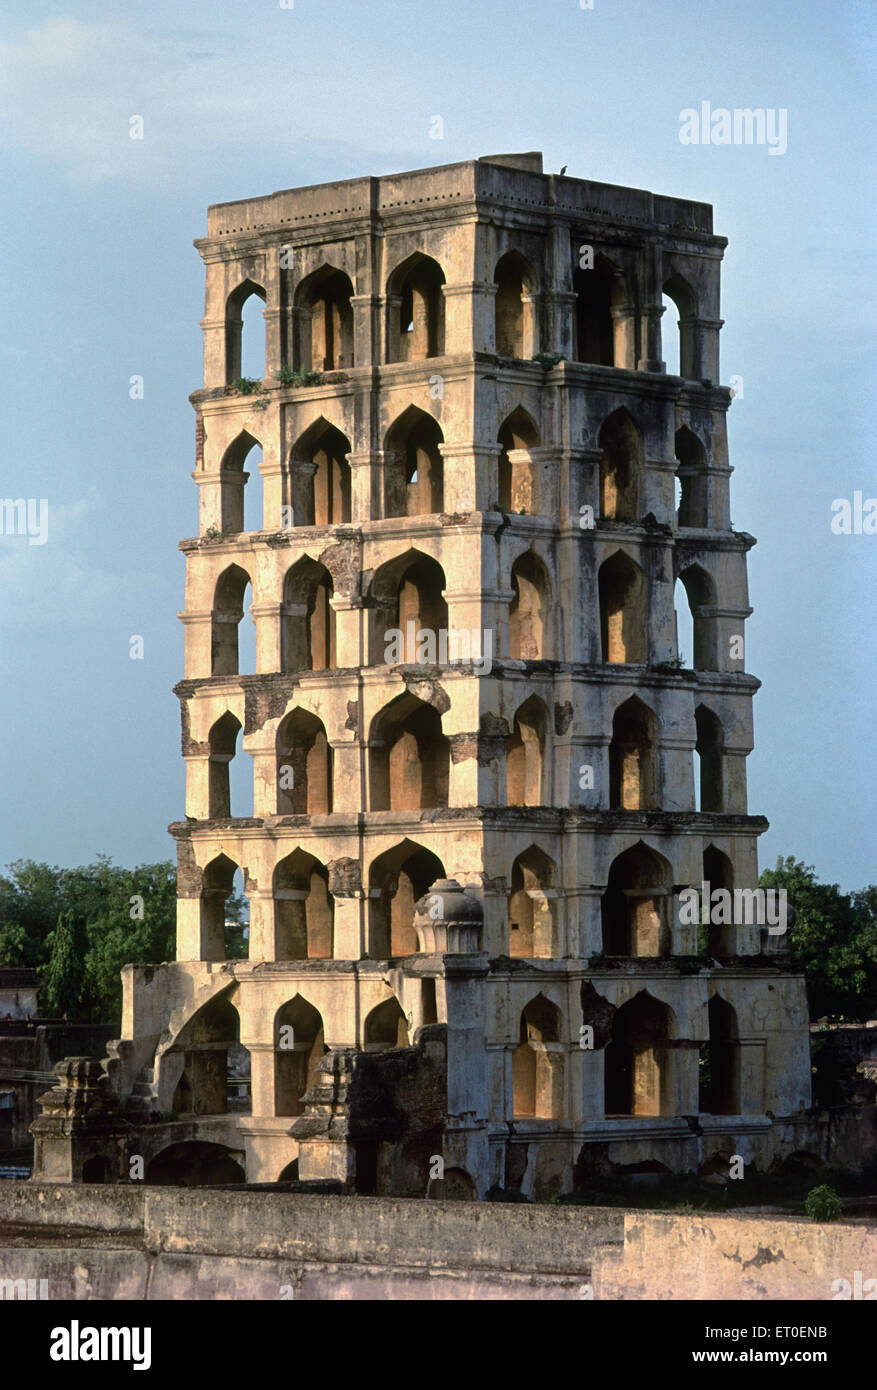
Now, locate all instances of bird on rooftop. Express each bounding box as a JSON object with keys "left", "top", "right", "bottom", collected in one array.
[{"left": 560, "top": 165, "right": 568, "bottom": 175}]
